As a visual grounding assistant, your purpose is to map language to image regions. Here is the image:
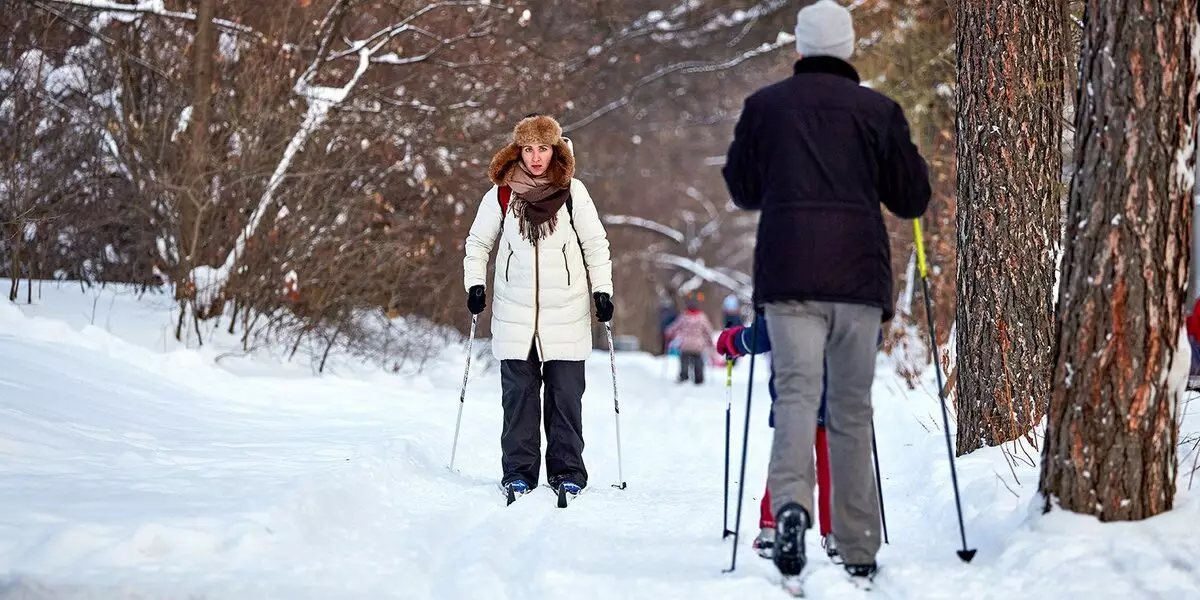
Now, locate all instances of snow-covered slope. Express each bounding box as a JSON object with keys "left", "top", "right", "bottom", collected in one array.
[{"left": 1, "top": 283, "right": 1198, "bottom": 599}]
